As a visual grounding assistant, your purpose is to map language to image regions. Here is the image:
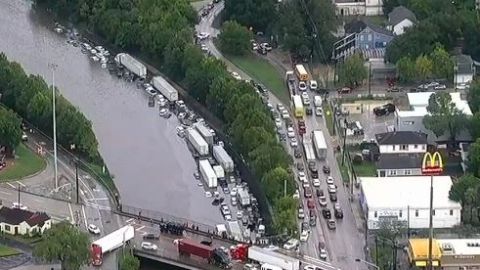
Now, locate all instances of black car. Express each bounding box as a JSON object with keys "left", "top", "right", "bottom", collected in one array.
[
  {"left": 311, "top": 169, "right": 318, "bottom": 179},
  {"left": 322, "top": 165, "right": 330, "bottom": 174},
  {"left": 143, "top": 233, "right": 159, "bottom": 240},
  {"left": 296, "top": 162, "right": 304, "bottom": 171},
  {"left": 257, "top": 47, "right": 267, "bottom": 55},
  {"left": 329, "top": 193, "right": 337, "bottom": 202},
  {"left": 301, "top": 221, "right": 309, "bottom": 232},
  {"left": 335, "top": 208, "right": 344, "bottom": 219},
  {"left": 294, "top": 148, "right": 302, "bottom": 158},
  {"left": 322, "top": 209, "right": 331, "bottom": 219},
  {"left": 306, "top": 107, "right": 313, "bottom": 115},
  {"left": 308, "top": 161, "right": 316, "bottom": 171}
]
